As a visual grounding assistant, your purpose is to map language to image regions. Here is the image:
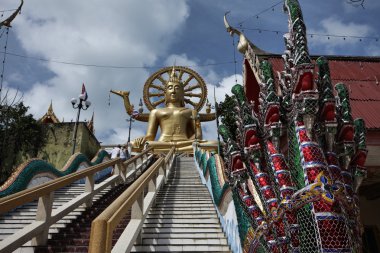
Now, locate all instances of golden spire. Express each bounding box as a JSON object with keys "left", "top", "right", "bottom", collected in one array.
[
  {"left": 39, "top": 100, "right": 60, "bottom": 124},
  {"left": 87, "top": 111, "right": 95, "bottom": 134},
  {"left": 168, "top": 66, "right": 182, "bottom": 85}
]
